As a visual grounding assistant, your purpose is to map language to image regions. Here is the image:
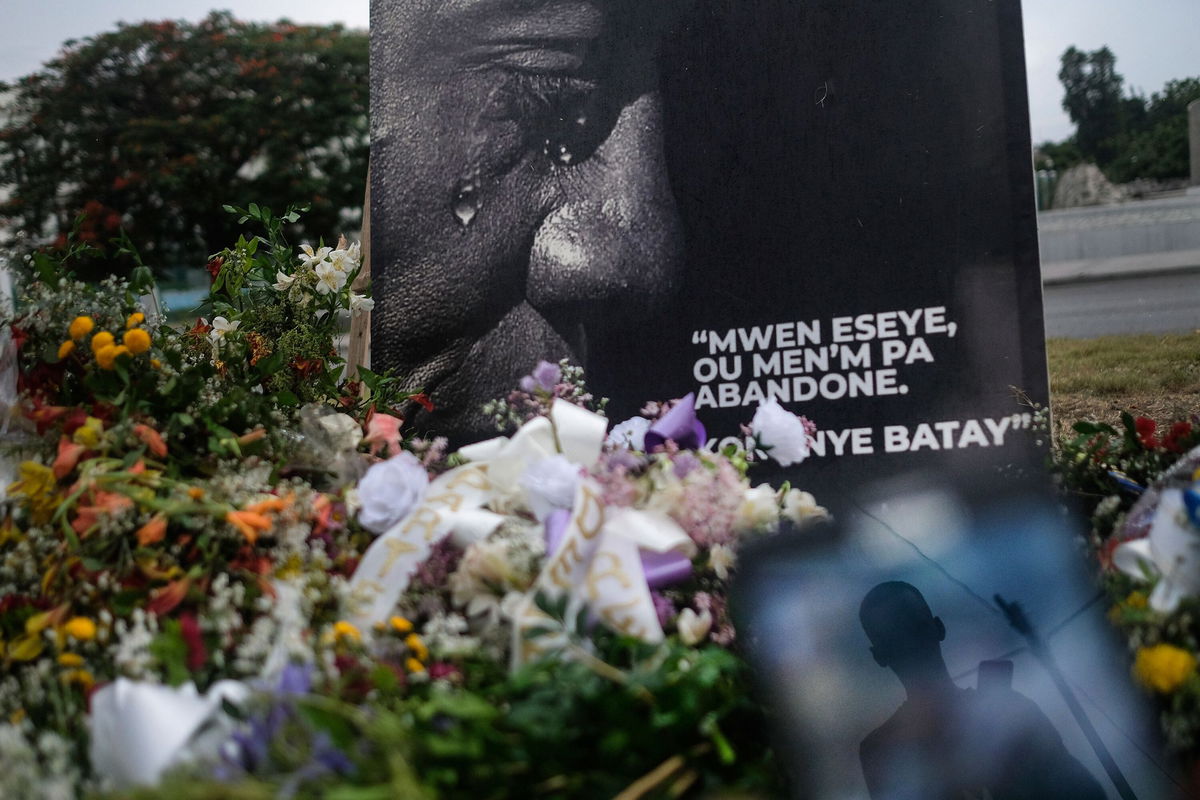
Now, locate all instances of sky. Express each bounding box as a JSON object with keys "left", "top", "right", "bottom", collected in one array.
[{"left": 1, "top": 1, "right": 1198, "bottom": 144}]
